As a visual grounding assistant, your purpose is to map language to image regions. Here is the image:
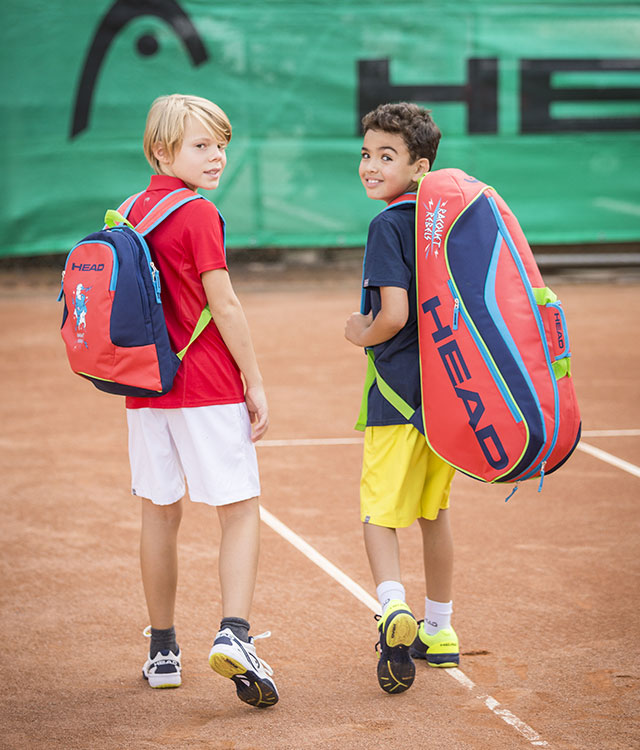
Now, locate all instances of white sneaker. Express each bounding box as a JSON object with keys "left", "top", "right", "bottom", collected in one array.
[
  {"left": 208, "top": 628, "right": 278, "bottom": 708},
  {"left": 142, "top": 626, "right": 181, "bottom": 688}
]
